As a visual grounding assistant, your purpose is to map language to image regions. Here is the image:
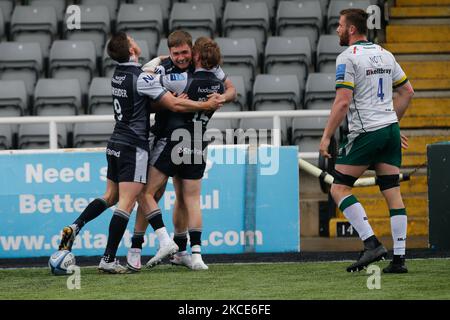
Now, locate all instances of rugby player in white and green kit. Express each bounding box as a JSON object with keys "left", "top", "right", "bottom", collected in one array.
[{"left": 320, "top": 8, "right": 414, "bottom": 273}]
